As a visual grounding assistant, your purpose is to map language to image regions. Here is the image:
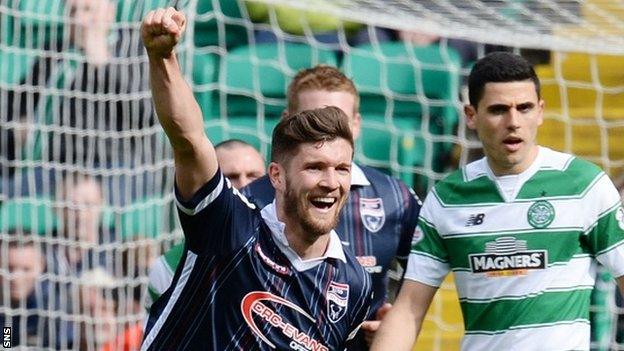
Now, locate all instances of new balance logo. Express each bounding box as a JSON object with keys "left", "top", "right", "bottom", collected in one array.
[{"left": 466, "top": 213, "right": 485, "bottom": 226}]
